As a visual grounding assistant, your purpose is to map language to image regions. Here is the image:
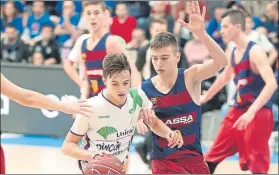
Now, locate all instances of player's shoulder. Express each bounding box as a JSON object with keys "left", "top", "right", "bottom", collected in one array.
[
  {"left": 87, "top": 95, "right": 107, "bottom": 112},
  {"left": 249, "top": 42, "right": 266, "bottom": 56},
  {"left": 129, "top": 87, "right": 146, "bottom": 98},
  {"left": 77, "top": 34, "right": 90, "bottom": 43}
]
